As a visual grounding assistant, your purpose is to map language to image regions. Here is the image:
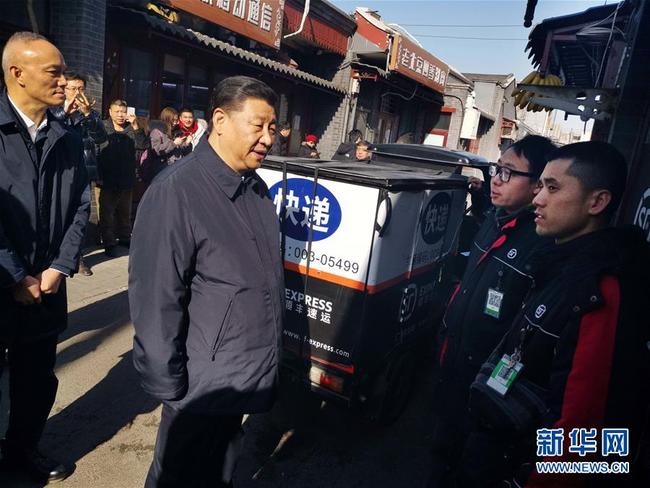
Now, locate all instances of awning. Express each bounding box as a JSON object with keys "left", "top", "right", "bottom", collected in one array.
[
  {"left": 111, "top": 6, "right": 345, "bottom": 94},
  {"left": 284, "top": 1, "right": 356, "bottom": 56},
  {"left": 525, "top": 2, "right": 631, "bottom": 87},
  {"left": 476, "top": 107, "right": 496, "bottom": 123}
]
